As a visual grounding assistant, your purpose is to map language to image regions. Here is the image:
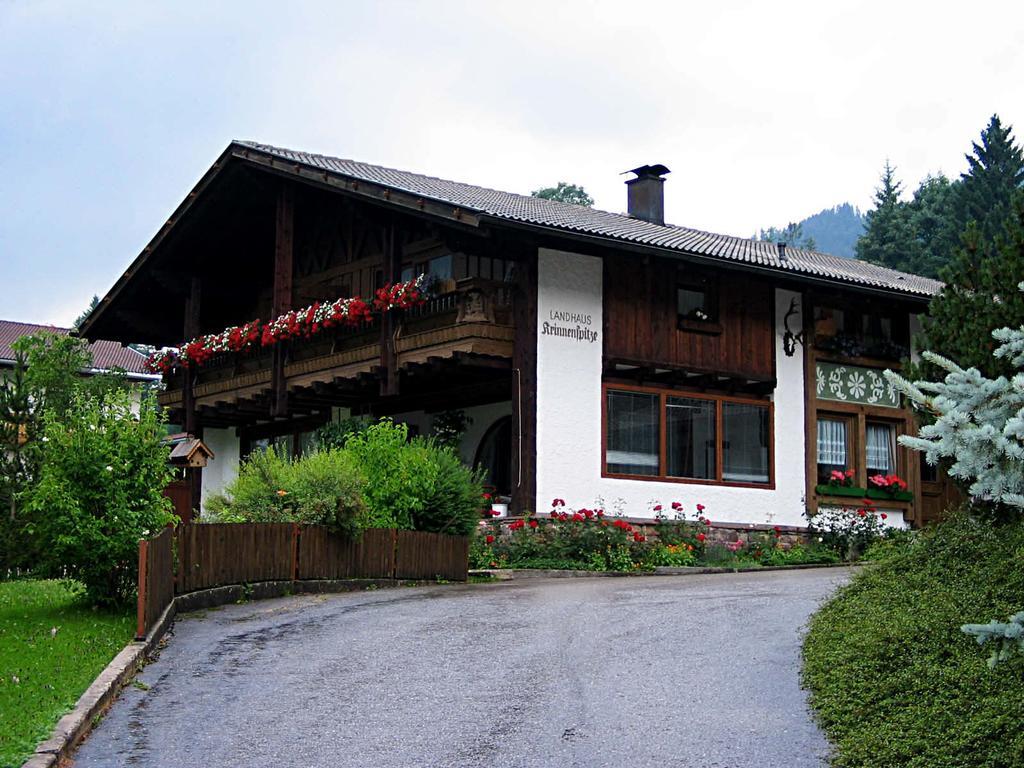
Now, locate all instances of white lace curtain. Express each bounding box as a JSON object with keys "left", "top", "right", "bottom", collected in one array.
[
  {"left": 866, "top": 422, "right": 895, "bottom": 473},
  {"left": 817, "top": 418, "right": 847, "bottom": 466}
]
